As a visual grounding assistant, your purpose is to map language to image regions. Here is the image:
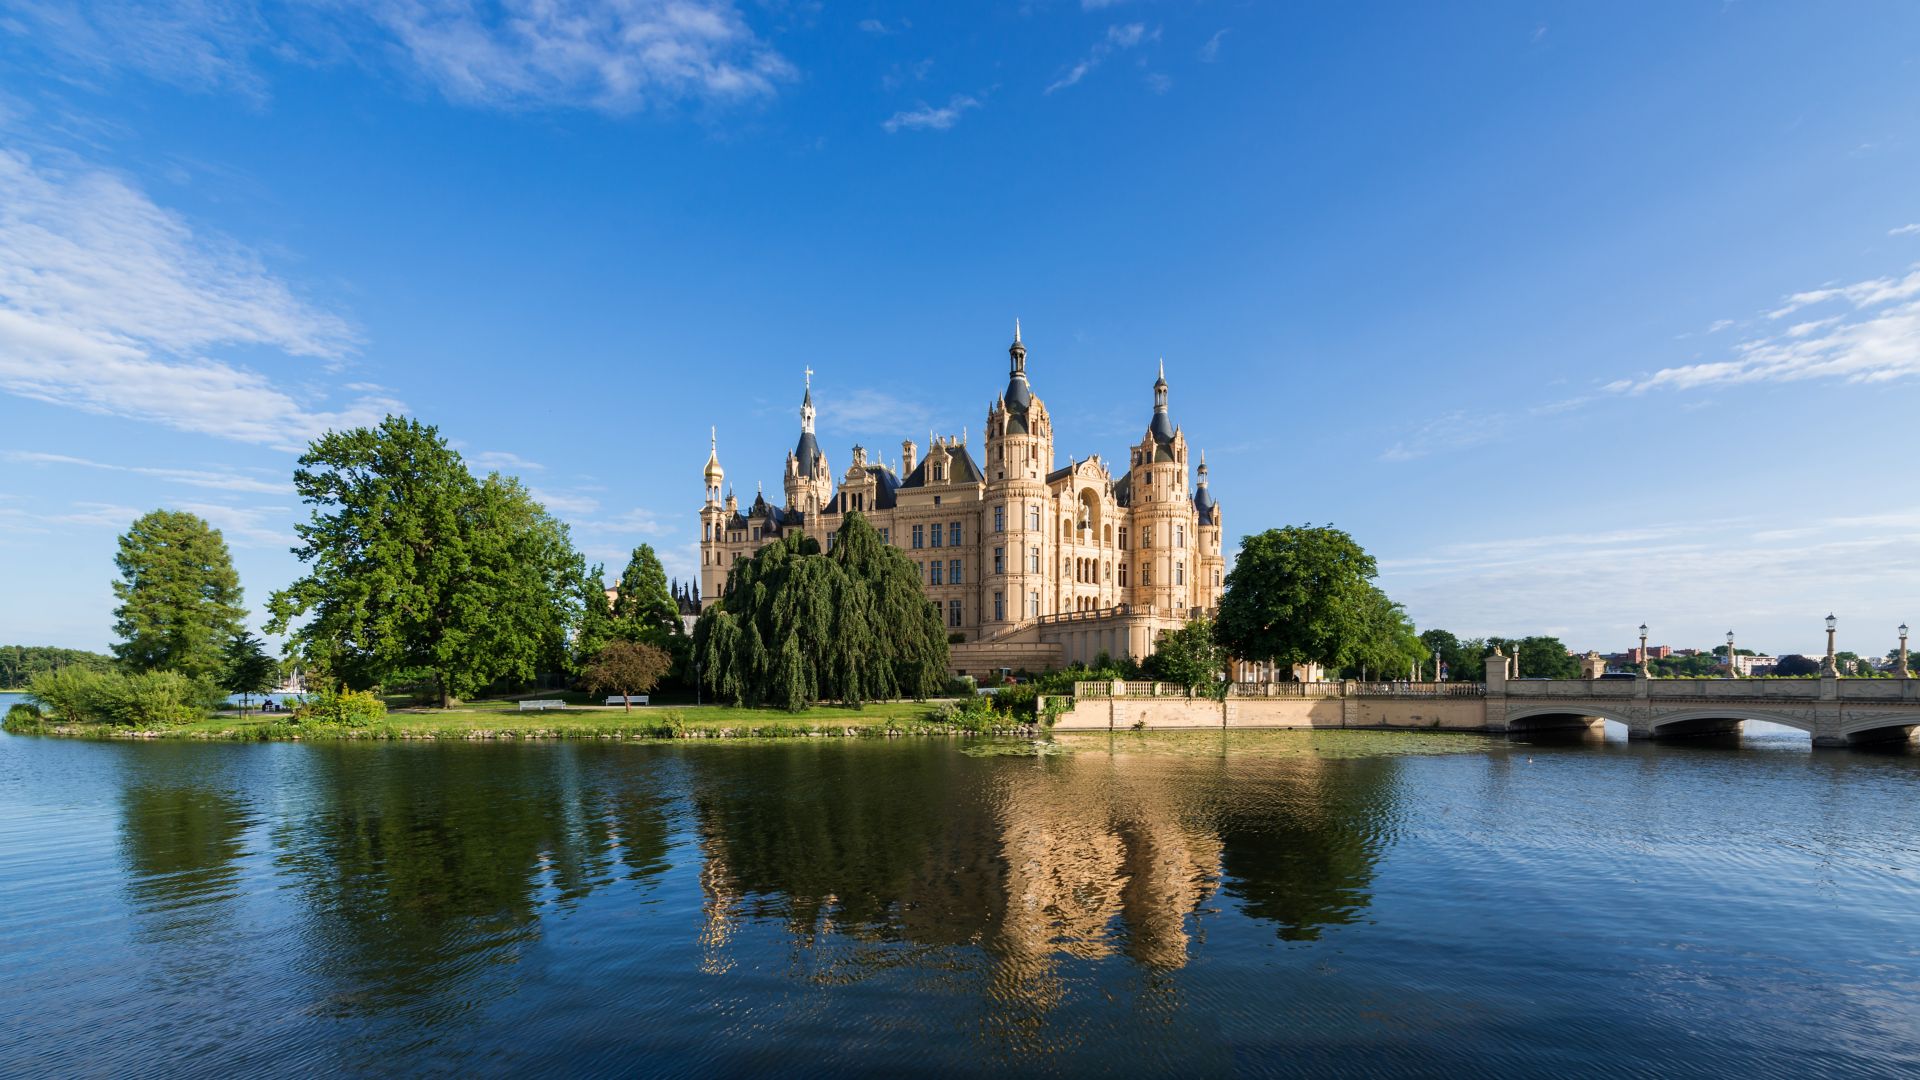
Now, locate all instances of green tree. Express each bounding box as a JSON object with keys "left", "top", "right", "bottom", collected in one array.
[
  {"left": 1148, "top": 618, "right": 1228, "bottom": 697},
  {"left": 575, "top": 564, "right": 616, "bottom": 666},
  {"left": 220, "top": 631, "right": 279, "bottom": 712},
  {"left": 267, "top": 416, "right": 586, "bottom": 707},
  {"left": 692, "top": 513, "right": 947, "bottom": 709},
  {"left": 1336, "top": 587, "right": 1425, "bottom": 680},
  {"left": 1418, "top": 629, "right": 1477, "bottom": 682},
  {"left": 1772, "top": 654, "right": 1820, "bottom": 677},
  {"left": 110, "top": 509, "right": 246, "bottom": 681},
  {"left": 582, "top": 640, "right": 673, "bottom": 712},
  {"left": 612, "top": 545, "right": 680, "bottom": 642},
  {"left": 1213, "top": 524, "right": 1379, "bottom": 677},
  {"left": 0, "top": 646, "right": 115, "bottom": 689}
]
